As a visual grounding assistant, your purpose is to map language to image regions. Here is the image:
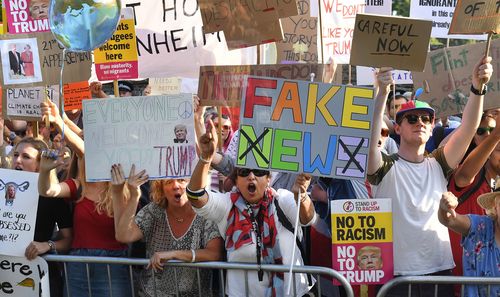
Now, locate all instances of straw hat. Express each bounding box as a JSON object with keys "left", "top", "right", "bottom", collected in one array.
[{"left": 477, "top": 176, "right": 500, "bottom": 211}]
